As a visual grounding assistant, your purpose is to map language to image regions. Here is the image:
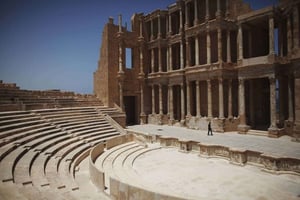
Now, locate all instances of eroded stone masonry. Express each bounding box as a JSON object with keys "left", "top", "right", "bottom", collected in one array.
[{"left": 94, "top": 0, "right": 300, "bottom": 139}]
